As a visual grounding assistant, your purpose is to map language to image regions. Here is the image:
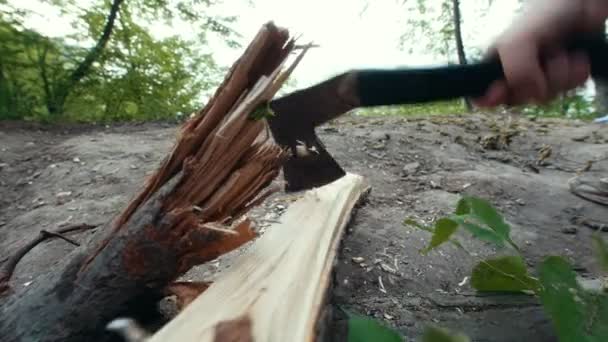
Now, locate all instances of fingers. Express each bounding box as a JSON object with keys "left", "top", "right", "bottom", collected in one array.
[
  {"left": 500, "top": 39, "right": 549, "bottom": 105},
  {"left": 473, "top": 49, "right": 591, "bottom": 108},
  {"left": 544, "top": 51, "right": 571, "bottom": 99},
  {"left": 472, "top": 80, "right": 507, "bottom": 108},
  {"left": 470, "top": 0, "right": 600, "bottom": 109},
  {"left": 568, "top": 51, "right": 591, "bottom": 88},
  {"left": 545, "top": 50, "right": 591, "bottom": 97}
]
